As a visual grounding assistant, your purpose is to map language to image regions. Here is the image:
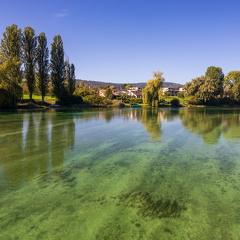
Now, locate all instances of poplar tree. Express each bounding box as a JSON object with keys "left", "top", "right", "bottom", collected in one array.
[
  {"left": 23, "top": 26, "right": 37, "bottom": 101},
  {"left": 36, "top": 32, "right": 49, "bottom": 102},
  {"left": 50, "top": 35, "right": 65, "bottom": 100},
  {"left": 64, "top": 59, "right": 76, "bottom": 96}
]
